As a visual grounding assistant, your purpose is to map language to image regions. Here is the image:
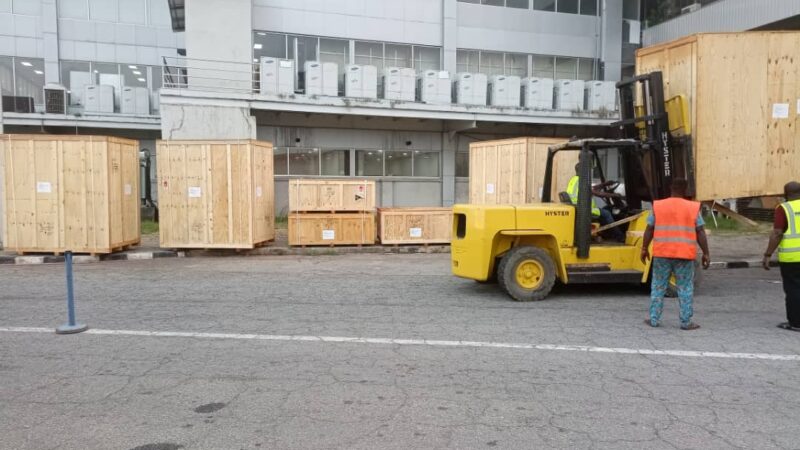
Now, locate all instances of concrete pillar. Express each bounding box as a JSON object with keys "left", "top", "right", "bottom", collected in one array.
[
  {"left": 160, "top": 103, "right": 256, "bottom": 140},
  {"left": 441, "top": 131, "right": 456, "bottom": 207},
  {"left": 600, "top": 0, "right": 623, "bottom": 81},
  {"left": 381, "top": 181, "right": 394, "bottom": 208},
  {"left": 442, "top": 0, "right": 458, "bottom": 74},
  {"left": 42, "top": 0, "right": 59, "bottom": 84}
]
